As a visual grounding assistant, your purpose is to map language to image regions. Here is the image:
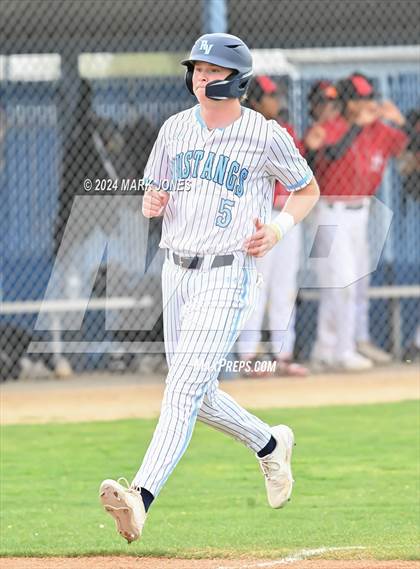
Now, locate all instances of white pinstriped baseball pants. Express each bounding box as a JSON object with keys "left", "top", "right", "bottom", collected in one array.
[{"left": 132, "top": 252, "right": 272, "bottom": 497}]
